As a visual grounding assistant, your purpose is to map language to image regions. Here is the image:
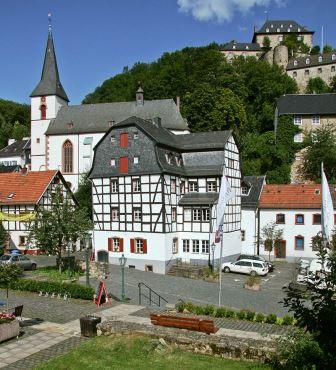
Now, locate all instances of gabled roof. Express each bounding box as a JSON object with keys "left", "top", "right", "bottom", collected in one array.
[
  {"left": 0, "top": 165, "right": 22, "bottom": 173},
  {"left": 0, "top": 170, "right": 58, "bottom": 205},
  {"left": 254, "top": 20, "right": 312, "bottom": 35},
  {"left": 0, "top": 139, "right": 31, "bottom": 158},
  {"left": 286, "top": 52, "right": 336, "bottom": 70},
  {"left": 277, "top": 94, "right": 336, "bottom": 115},
  {"left": 259, "top": 184, "right": 336, "bottom": 209},
  {"left": 241, "top": 176, "right": 265, "bottom": 209},
  {"left": 45, "top": 99, "right": 188, "bottom": 135},
  {"left": 179, "top": 192, "right": 219, "bottom": 206},
  {"left": 30, "top": 31, "right": 69, "bottom": 102},
  {"left": 220, "top": 41, "right": 261, "bottom": 52}
]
